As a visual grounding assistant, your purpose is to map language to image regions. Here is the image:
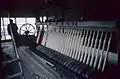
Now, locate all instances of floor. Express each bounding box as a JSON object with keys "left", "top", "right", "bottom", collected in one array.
[{"left": 1, "top": 42, "right": 66, "bottom": 79}]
